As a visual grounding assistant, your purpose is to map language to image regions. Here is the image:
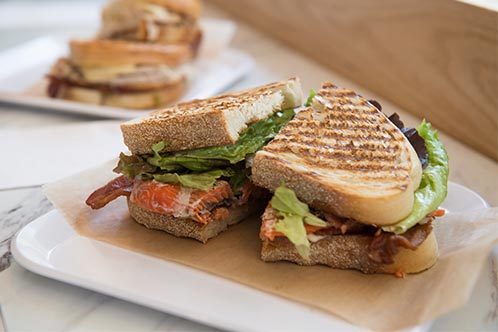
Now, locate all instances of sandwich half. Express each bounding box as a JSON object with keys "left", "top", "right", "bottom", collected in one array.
[
  {"left": 86, "top": 78, "right": 303, "bottom": 242},
  {"left": 99, "top": 0, "right": 202, "bottom": 49},
  {"left": 251, "top": 82, "right": 449, "bottom": 275},
  {"left": 47, "top": 39, "right": 192, "bottom": 109}
]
